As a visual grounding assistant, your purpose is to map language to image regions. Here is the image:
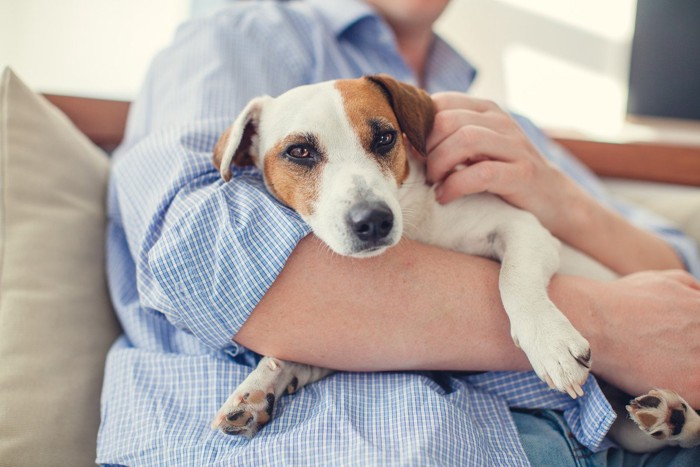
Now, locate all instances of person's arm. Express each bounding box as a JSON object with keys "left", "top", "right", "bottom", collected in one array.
[
  {"left": 112, "top": 5, "right": 317, "bottom": 352},
  {"left": 425, "top": 93, "right": 692, "bottom": 275},
  {"left": 553, "top": 184, "right": 685, "bottom": 274},
  {"left": 235, "top": 235, "right": 700, "bottom": 406}
]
